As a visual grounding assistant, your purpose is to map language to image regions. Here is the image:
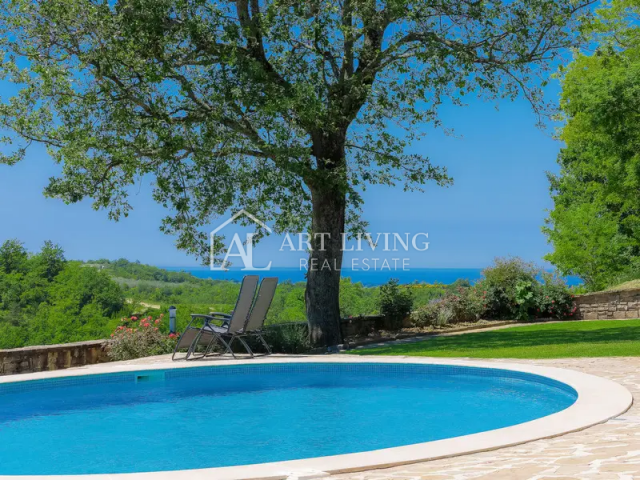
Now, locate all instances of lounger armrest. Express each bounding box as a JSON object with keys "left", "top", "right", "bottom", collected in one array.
[
  {"left": 190, "top": 313, "right": 229, "bottom": 326},
  {"left": 209, "top": 312, "right": 231, "bottom": 318},
  {"left": 190, "top": 314, "right": 215, "bottom": 320}
]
